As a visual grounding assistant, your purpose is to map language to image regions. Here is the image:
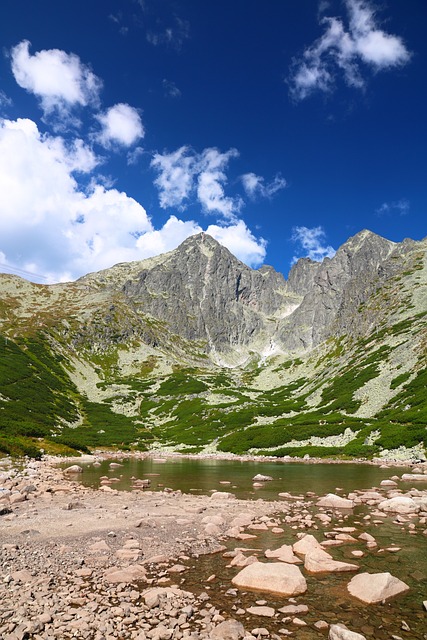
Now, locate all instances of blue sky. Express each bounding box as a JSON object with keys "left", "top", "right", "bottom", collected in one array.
[{"left": 0, "top": 0, "right": 425, "bottom": 283}]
